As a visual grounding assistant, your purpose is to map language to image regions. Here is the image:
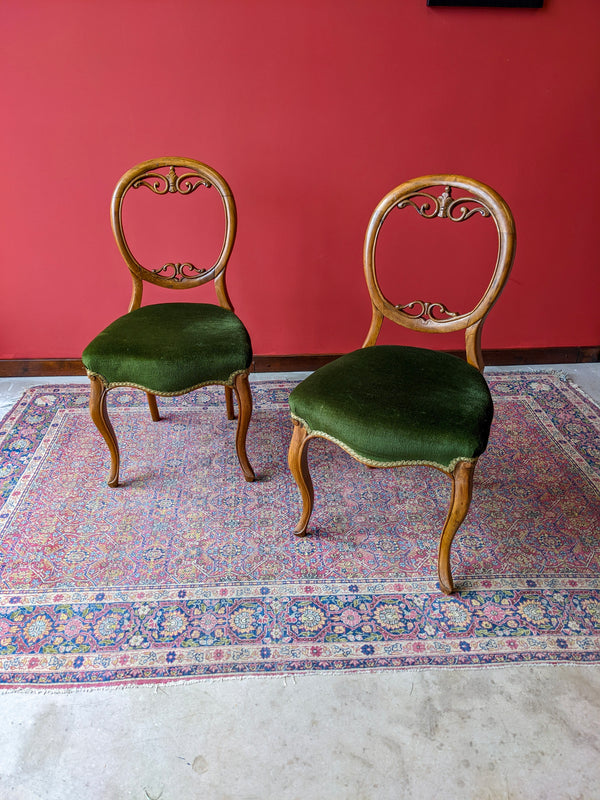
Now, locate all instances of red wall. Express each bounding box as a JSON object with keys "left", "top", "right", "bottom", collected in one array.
[{"left": 1, "top": 0, "right": 599, "bottom": 359}]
